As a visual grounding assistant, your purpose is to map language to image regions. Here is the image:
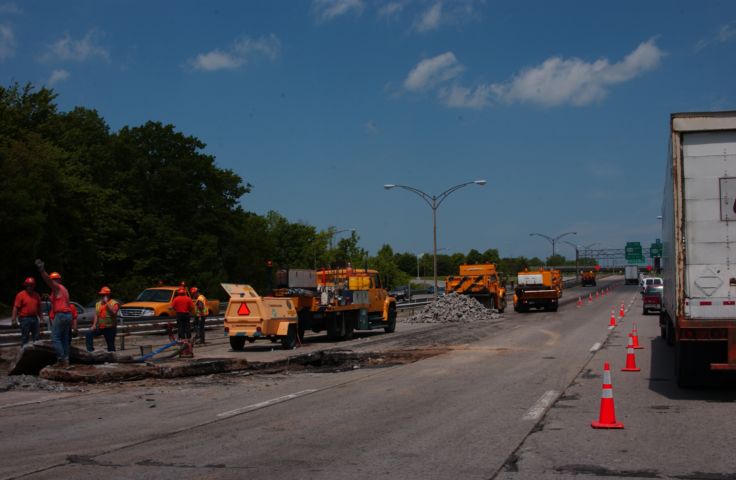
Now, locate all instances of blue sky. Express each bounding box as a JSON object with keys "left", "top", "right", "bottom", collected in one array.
[{"left": 2, "top": 1, "right": 735, "bottom": 261}]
